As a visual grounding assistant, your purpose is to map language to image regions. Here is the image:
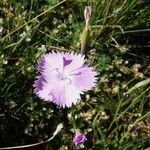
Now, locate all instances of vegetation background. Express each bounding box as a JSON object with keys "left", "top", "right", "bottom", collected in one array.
[{"left": 0, "top": 0, "right": 150, "bottom": 149}]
